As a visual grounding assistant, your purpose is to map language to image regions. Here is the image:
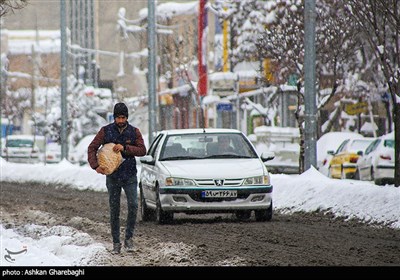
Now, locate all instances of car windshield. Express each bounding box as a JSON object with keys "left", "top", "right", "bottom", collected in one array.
[
  {"left": 47, "top": 143, "right": 61, "bottom": 151},
  {"left": 6, "top": 139, "right": 34, "bottom": 148},
  {"left": 159, "top": 133, "right": 258, "bottom": 161}
]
